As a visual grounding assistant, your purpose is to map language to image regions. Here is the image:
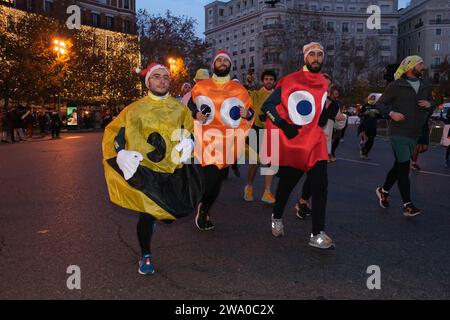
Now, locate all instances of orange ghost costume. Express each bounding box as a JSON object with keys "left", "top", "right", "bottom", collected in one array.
[{"left": 191, "top": 79, "right": 254, "bottom": 169}]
